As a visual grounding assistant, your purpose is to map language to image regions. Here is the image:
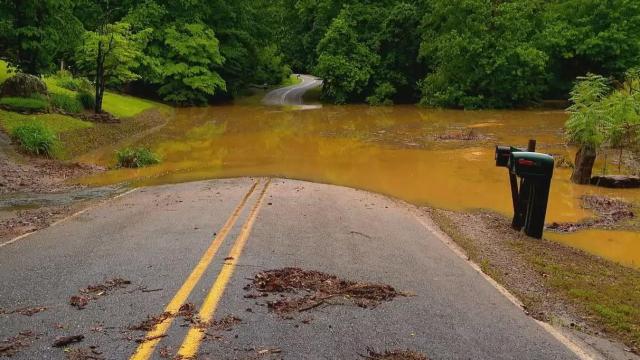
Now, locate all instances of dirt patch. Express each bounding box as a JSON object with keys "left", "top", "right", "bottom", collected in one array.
[
  {"left": 547, "top": 195, "right": 635, "bottom": 232},
  {"left": 0, "top": 154, "right": 101, "bottom": 195},
  {"left": 0, "top": 330, "right": 36, "bottom": 357},
  {"left": 69, "top": 278, "right": 131, "bottom": 310},
  {"left": 361, "top": 349, "right": 429, "bottom": 360},
  {"left": 244, "top": 268, "right": 405, "bottom": 315},
  {"left": 427, "top": 207, "right": 640, "bottom": 355}
]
